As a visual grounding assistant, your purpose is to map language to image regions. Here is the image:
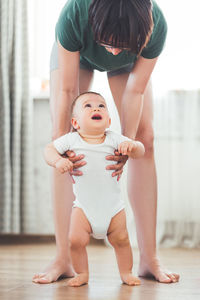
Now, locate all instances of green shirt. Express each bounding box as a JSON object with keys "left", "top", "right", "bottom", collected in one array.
[{"left": 55, "top": 0, "right": 167, "bottom": 72}]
